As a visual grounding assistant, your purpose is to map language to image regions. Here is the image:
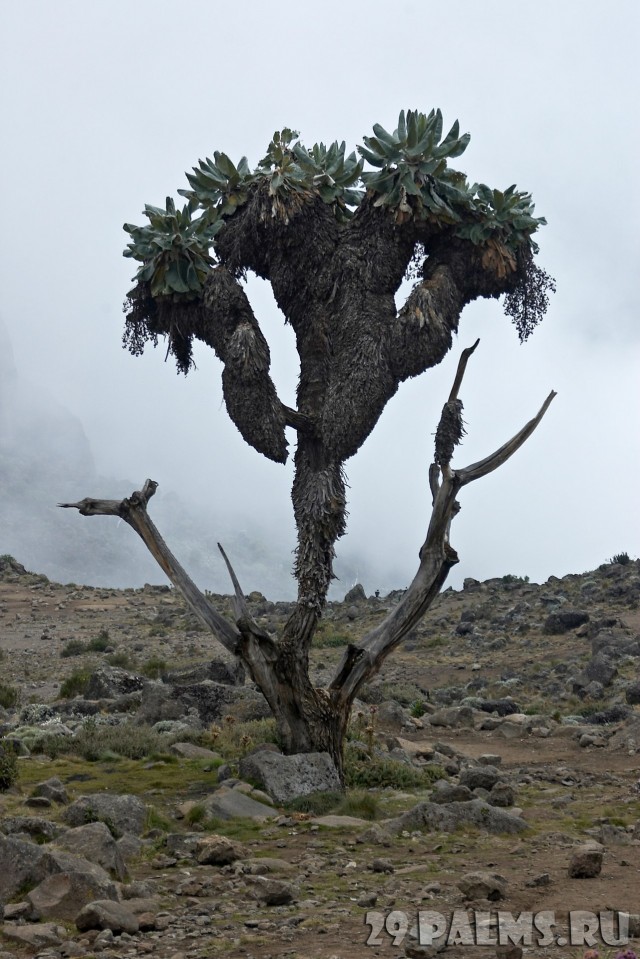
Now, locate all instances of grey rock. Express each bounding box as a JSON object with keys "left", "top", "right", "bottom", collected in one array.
[
  {"left": 239, "top": 749, "right": 341, "bottom": 804},
  {"left": 195, "top": 835, "right": 247, "bottom": 865},
  {"left": 1, "top": 922, "right": 66, "bottom": 949},
  {"left": 459, "top": 765, "right": 501, "bottom": 790},
  {"left": 458, "top": 870, "right": 507, "bottom": 900},
  {"left": 202, "top": 786, "right": 274, "bottom": 821},
  {"left": 543, "top": 610, "right": 589, "bottom": 634},
  {"left": 168, "top": 742, "right": 221, "bottom": 761},
  {"left": 344, "top": 583, "right": 366, "bottom": 603},
  {"left": 139, "top": 679, "right": 265, "bottom": 726},
  {"left": 0, "top": 816, "right": 66, "bottom": 843},
  {"left": 85, "top": 666, "right": 147, "bottom": 699},
  {"left": 27, "top": 865, "right": 119, "bottom": 923},
  {"left": 584, "top": 653, "right": 617, "bottom": 686},
  {"left": 251, "top": 877, "right": 295, "bottom": 905},
  {"left": 428, "top": 706, "right": 475, "bottom": 729},
  {"left": 75, "top": 899, "right": 140, "bottom": 934},
  {"left": 568, "top": 843, "right": 603, "bottom": 878},
  {"left": 52, "top": 821, "right": 128, "bottom": 881},
  {"left": 625, "top": 681, "right": 640, "bottom": 705},
  {"left": 62, "top": 793, "right": 147, "bottom": 837},
  {"left": 0, "top": 835, "right": 49, "bottom": 900},
  {"left": 431, "top": 781, "right": 474, "bottom": 804},
  {"left": 385, "top": 799, "right": 526, "bottom": 836},
  {"left": 488, "top": 783, "right": 516, "bottom": 807},
  {"left": 117, "top": 833, "right": 145, "bottom": 862},
  {"left": 496, "top": 721, "right": 527, "bottom": 740},
  {"left": 31, "top": 776, "right": 69, "bottom": 804}
]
